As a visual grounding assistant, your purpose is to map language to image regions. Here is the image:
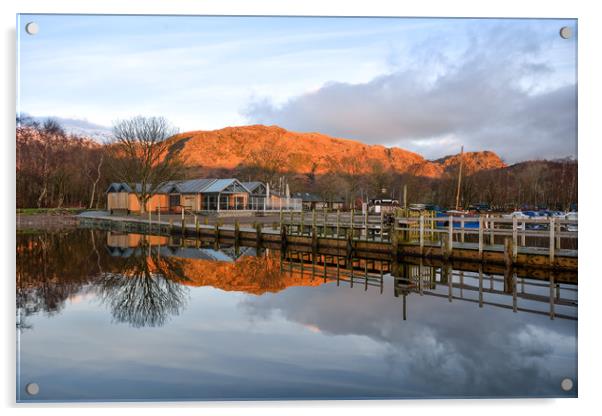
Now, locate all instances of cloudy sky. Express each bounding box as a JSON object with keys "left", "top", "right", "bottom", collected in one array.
[{"left": 18, "top": 15, "right": 576, "bottom": 162}]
